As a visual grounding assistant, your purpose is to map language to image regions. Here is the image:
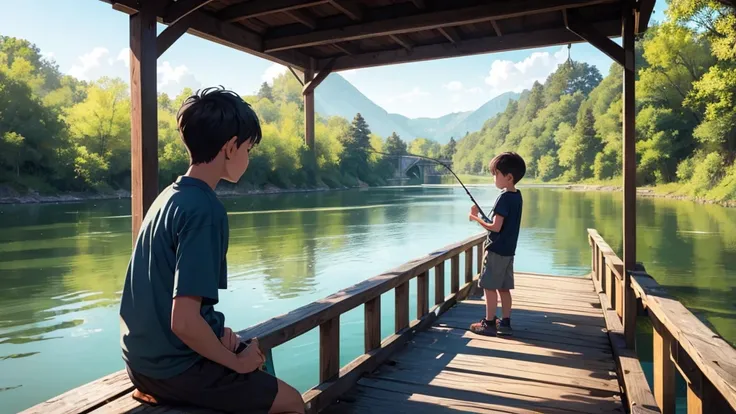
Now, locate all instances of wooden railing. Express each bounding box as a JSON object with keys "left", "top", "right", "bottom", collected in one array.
[
  {"left": 237, "top": 232, "right": 487, "bottom": 414},
  {"left": 588, "top": 229, "right": 736, "bottom": 414}
]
